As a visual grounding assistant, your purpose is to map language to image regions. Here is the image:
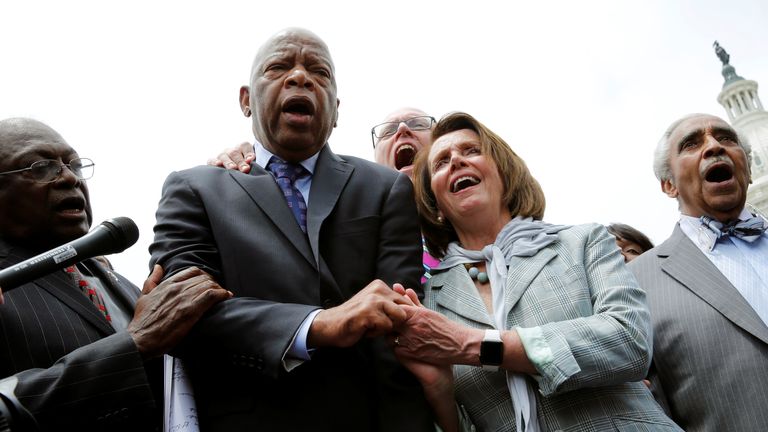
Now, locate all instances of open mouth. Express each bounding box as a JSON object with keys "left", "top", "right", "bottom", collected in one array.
[
  {"left": 395, "top": 144, "right": 417, "bottom": 170},
  {"left": 54, "top": 196, "right": 85, "bottom": 214},
  {"left": 451, "top": 176, "right": 480, "bottom": 193},
  {"left": 282, "top": 97, "right": 315, "bottom": 117},
  {"left": 704, "top": 164, "right": 734, "bottom": 183}
]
